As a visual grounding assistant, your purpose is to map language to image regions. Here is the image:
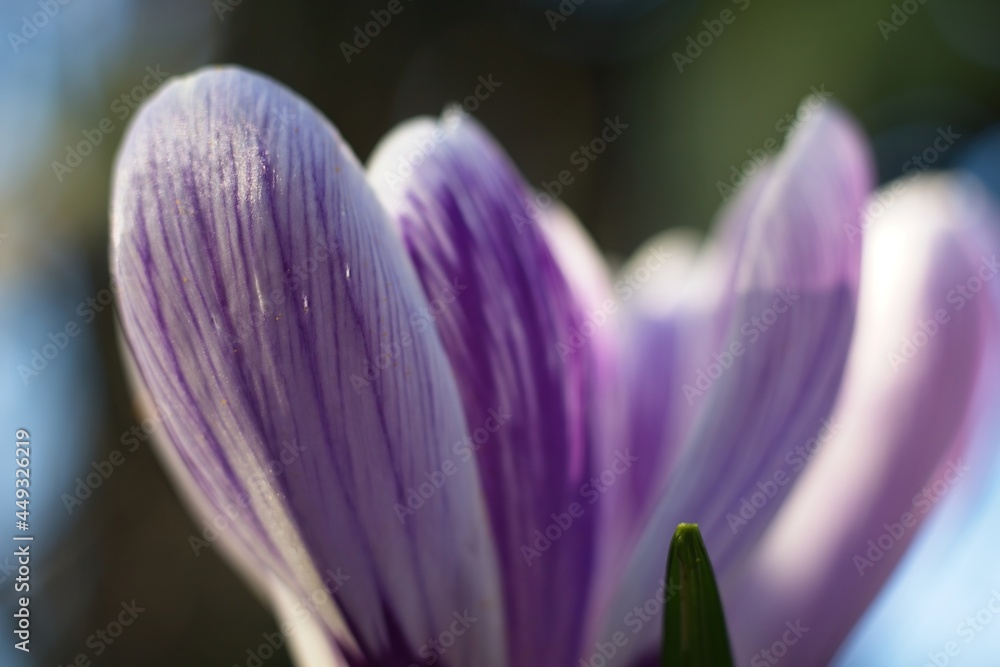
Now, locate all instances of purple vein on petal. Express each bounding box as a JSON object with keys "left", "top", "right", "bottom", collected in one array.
[
  {"left": 112, "top": 67, "right": 506, "bottom": 667},
  {"left": 368, "top": 113, "right": 610, "bottom": 667}
]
